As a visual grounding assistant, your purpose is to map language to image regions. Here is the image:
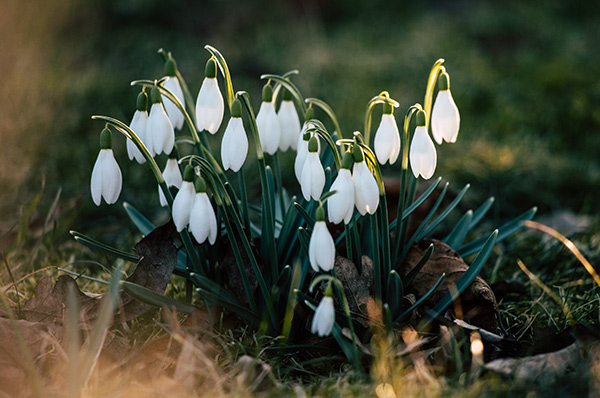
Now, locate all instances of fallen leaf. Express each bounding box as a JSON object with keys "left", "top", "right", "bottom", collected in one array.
[
  {"left": 334, "top": 255, "right": 373, "bottom": 327},
  {"left": 400, "top": 239, "right": 500, "bottom": 333}
]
